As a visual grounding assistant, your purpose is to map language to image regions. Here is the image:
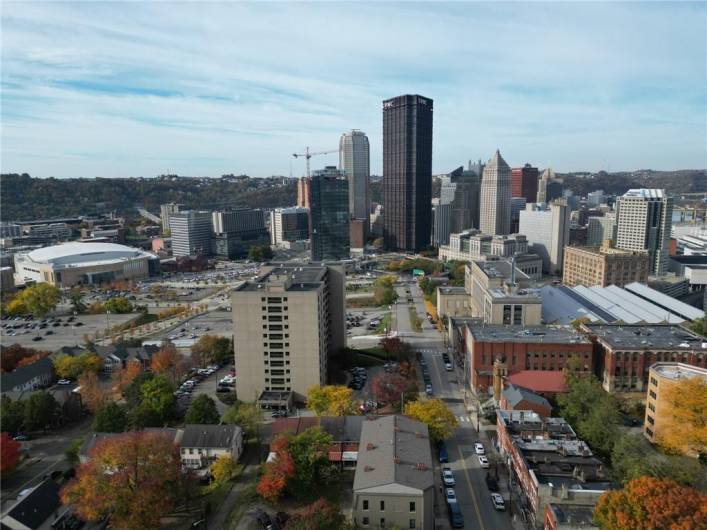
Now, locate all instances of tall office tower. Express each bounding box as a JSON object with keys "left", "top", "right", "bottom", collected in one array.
[
  {"left": 510, "top": 197, "right": 527, "bottom": 234},
  {"left": 431, "top": 198, "right": 452, "bottom": 247},
  {"left": 468, "top": 158, "right": 485, "bottom": 177},
  {"left": 511, "top": 163, "right": 539, "bottom": 204},
  {"left": 339, "top": 130, "right": 370, "bottom": 220},
  {"left": 587, "top": 190, "right": 606, "bottom": 208},
  {"left": 615, "top": 189, "right": 673, "bottom": 275},
  {"left": 296, "top": 177, "right": 311, "bottom": 209},
  {"left": 442, "top": 167, "right": 481, "bottom": 233},
  {"left": 160, "top": 202, "right": 184, "bottom": 233},
  {"left": 536, "top": 167, "right": 554, "bottom": 203},
  {"left": 170, "top": 210, "right": 212, "bottom": 257},
  {"left": 518, "top": 200, "right": 570, "bottom": 274},
  {"left": 211, "top": 209, "right": 269, "bottom": 259},
  {"left": 269, "top": 207, "right": 310, "bottom": 246},
  {"left": 587, "top": 214, "right": 617, "bottom": 247},
  {"left": 309, "top": 166, "right": 350, "bottom": 261},
  {"left": 479, "top": 150, "right": 512, "bottom": 235},
  {"left": 232, "top": 262, "right": 345, "bottom": 403},
  {"left": 382, "top": 94, "right": 433, "bottom": 252}
]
